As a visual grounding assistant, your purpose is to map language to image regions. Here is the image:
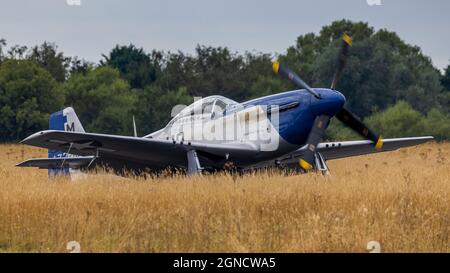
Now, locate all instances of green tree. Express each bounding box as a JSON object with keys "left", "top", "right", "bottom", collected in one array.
[
  {"left": 0, "top": 38, "right": 6, "bottom": 63},
  {"left": 178, "top": 46, "right": 248, "bottom": 99},
  {"left": 280, "top": 20, "right": 375, "bottom": 87},
  {"left": 325, "top": 119, "right": 360, "bottom": 141},
  {"left": 424, "top": 108, "right": 450, "bottom": 141},
  {"left": 102, "top": 45, "right": 161, "bottom": 89},
  {"left": 157, "top": 47, "right": 278, "bottom": 102},
  {"left": 365, "top": 101, "right": 426, "bottom": 138},
  {"left": 279, "top": 20, "right": 443, "bottom": 118},
  {"left": 7, "top": 45, "right": 28, "bottom": 60},
  {"left": 440, "top": 63, "right": 450, "bottom": 112},
  {"left": 28, "top": 42, "right": 70, "bottom": 82},
  {"left": 246, "top": 52, "right": 286, "bottom": 98},
  {"left": 62, "top": 66, "right": 137, "bottom": 135},
  {"left": 0, "top": 60, "right": 64, "bottom": 141},
  {"left": 327, "top": 102, "right": 449, "bottom": 141},
  {"left": 156, "top": 51, "right": 195, "bottom": 93},
  {"left": 69, "top": 56, "right": 92, "bottom": 76},
  {"left": 442, "top": 63, "right": 450, "bottom": 91},
  {"left": 134, "top": 86, "right": 192, "bottom": 134}
]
